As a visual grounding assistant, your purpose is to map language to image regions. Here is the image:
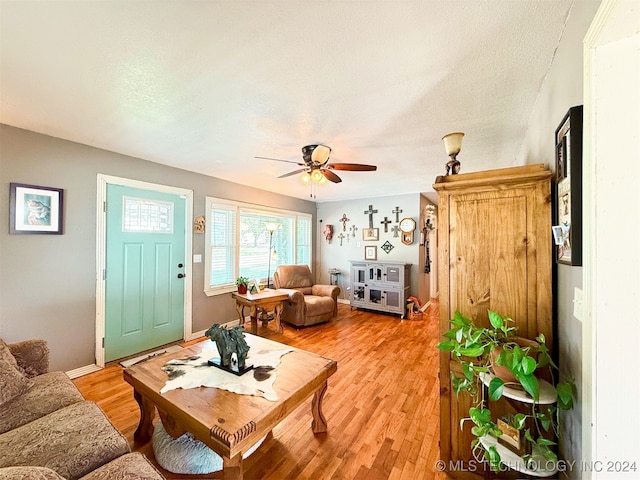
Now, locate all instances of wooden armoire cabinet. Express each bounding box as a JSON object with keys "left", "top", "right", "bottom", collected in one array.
[{"left": 433, "top": 164, "right": 553, "bottom": 479}]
